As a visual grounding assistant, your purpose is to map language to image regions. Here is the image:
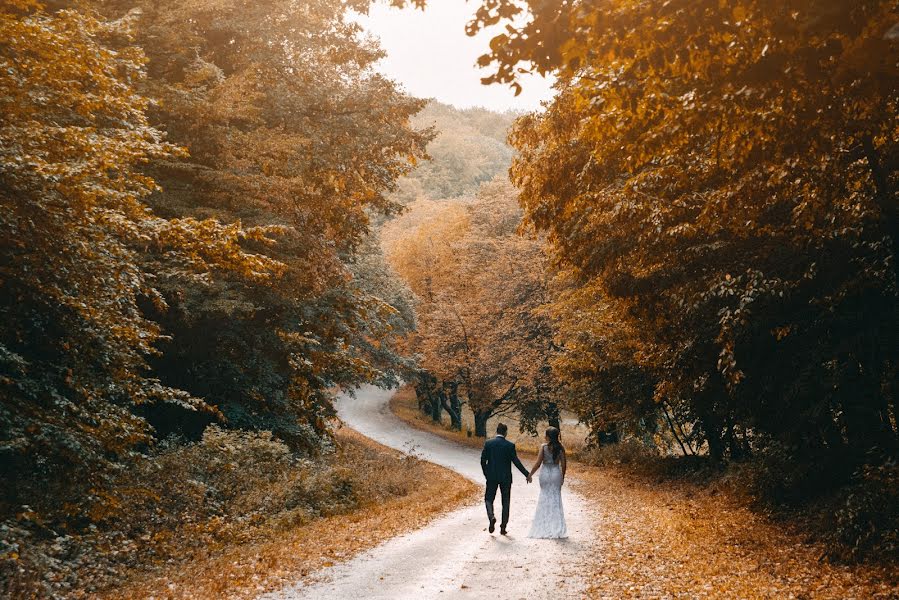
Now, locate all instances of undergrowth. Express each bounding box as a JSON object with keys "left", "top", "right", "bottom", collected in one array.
[
  {"left": 581, "top": 440, "right": 899, "bottom": 564},
  {"left": 1, "top": 426, "right": 427, "bottom": 598}
]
